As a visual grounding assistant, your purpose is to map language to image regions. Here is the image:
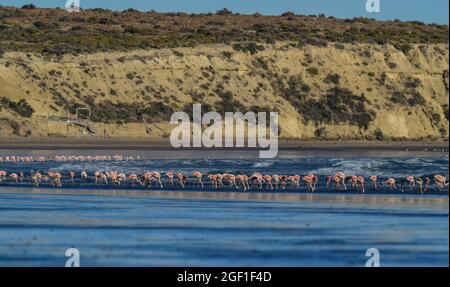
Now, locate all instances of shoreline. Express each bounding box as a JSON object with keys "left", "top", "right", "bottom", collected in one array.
[{"left": 0, "top": 138, "right": 448, "bottom": 151}]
